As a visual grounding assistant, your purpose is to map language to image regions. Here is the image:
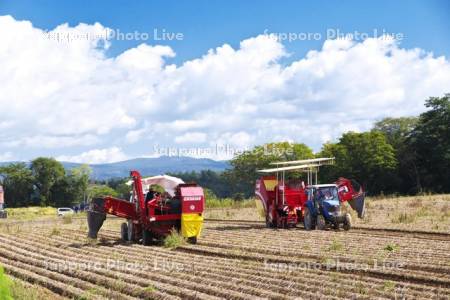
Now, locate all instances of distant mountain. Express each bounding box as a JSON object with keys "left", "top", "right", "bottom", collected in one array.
[
  {"left": 63, "top": 156, "right": 230, "bottom": 180},
  {"left": 0, "top": 156, "right": 229, "bottom": 180}
]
